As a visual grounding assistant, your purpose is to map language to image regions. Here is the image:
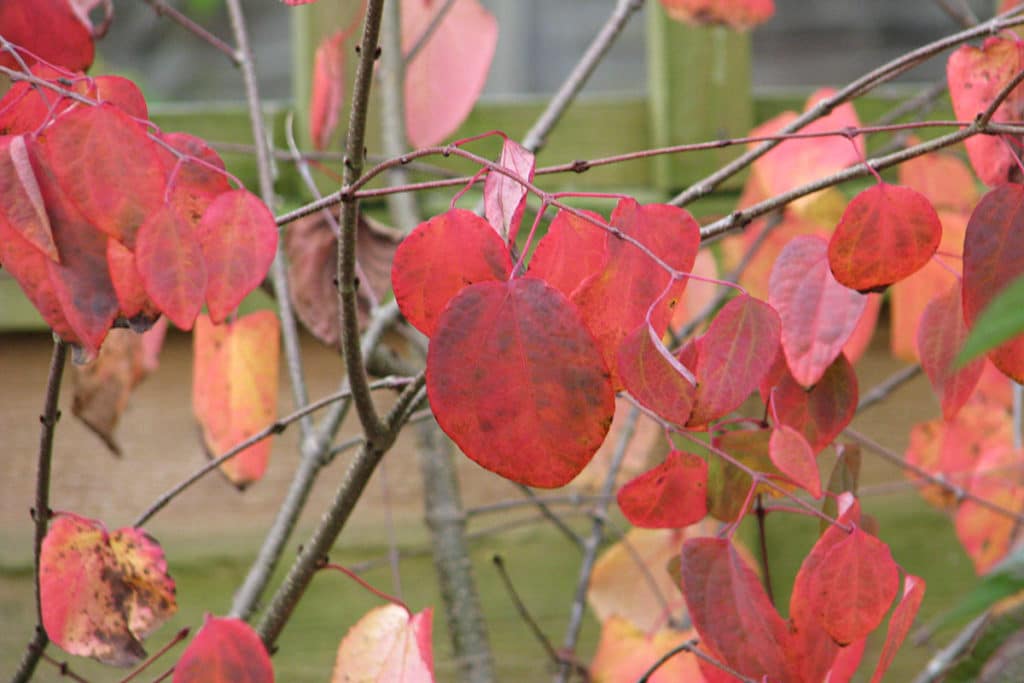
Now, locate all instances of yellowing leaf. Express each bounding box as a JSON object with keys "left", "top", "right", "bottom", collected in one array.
[
  {"left": 332, "top": 604, "right": 434, "bottom": 683},
  {"left": 590, "top": 618, "right": 703, "bottom": 682}
]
